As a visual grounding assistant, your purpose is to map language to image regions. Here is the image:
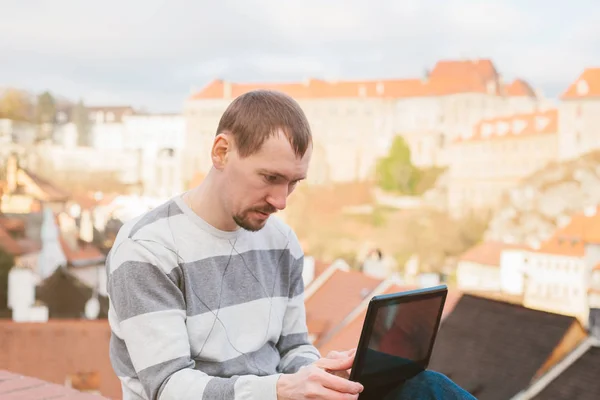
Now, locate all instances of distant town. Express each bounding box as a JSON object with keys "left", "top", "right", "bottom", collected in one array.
[{"left": 1, "top": 58, "right": 599, "bottom": 399}]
